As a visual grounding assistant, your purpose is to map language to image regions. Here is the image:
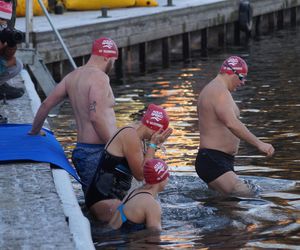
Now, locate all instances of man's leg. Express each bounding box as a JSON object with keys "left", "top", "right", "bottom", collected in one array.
[
  {"left": 0, "top": 58, "right": 24, "bottom": 100},
  {"left": 208, "top": 171, "right": 254, "bottom": 197}
]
